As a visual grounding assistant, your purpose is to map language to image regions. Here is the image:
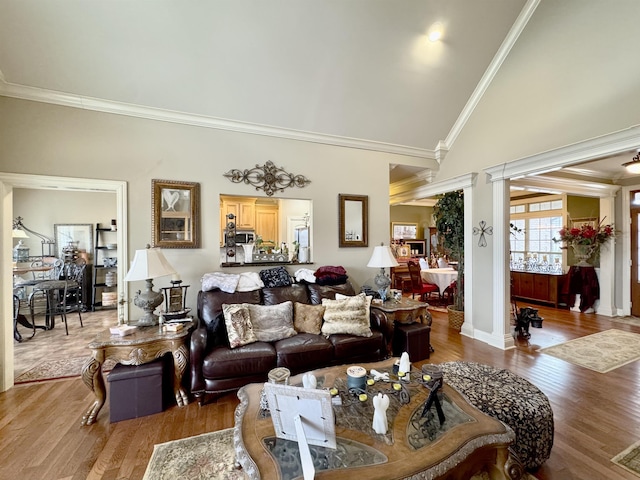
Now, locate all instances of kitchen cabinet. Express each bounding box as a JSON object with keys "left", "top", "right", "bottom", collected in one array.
[
  {"left": 221, "top": 196, "right": 256, "bottom": 230},
  {"left": 255, "top": 204, "right": 279, "bottom": 244}
]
